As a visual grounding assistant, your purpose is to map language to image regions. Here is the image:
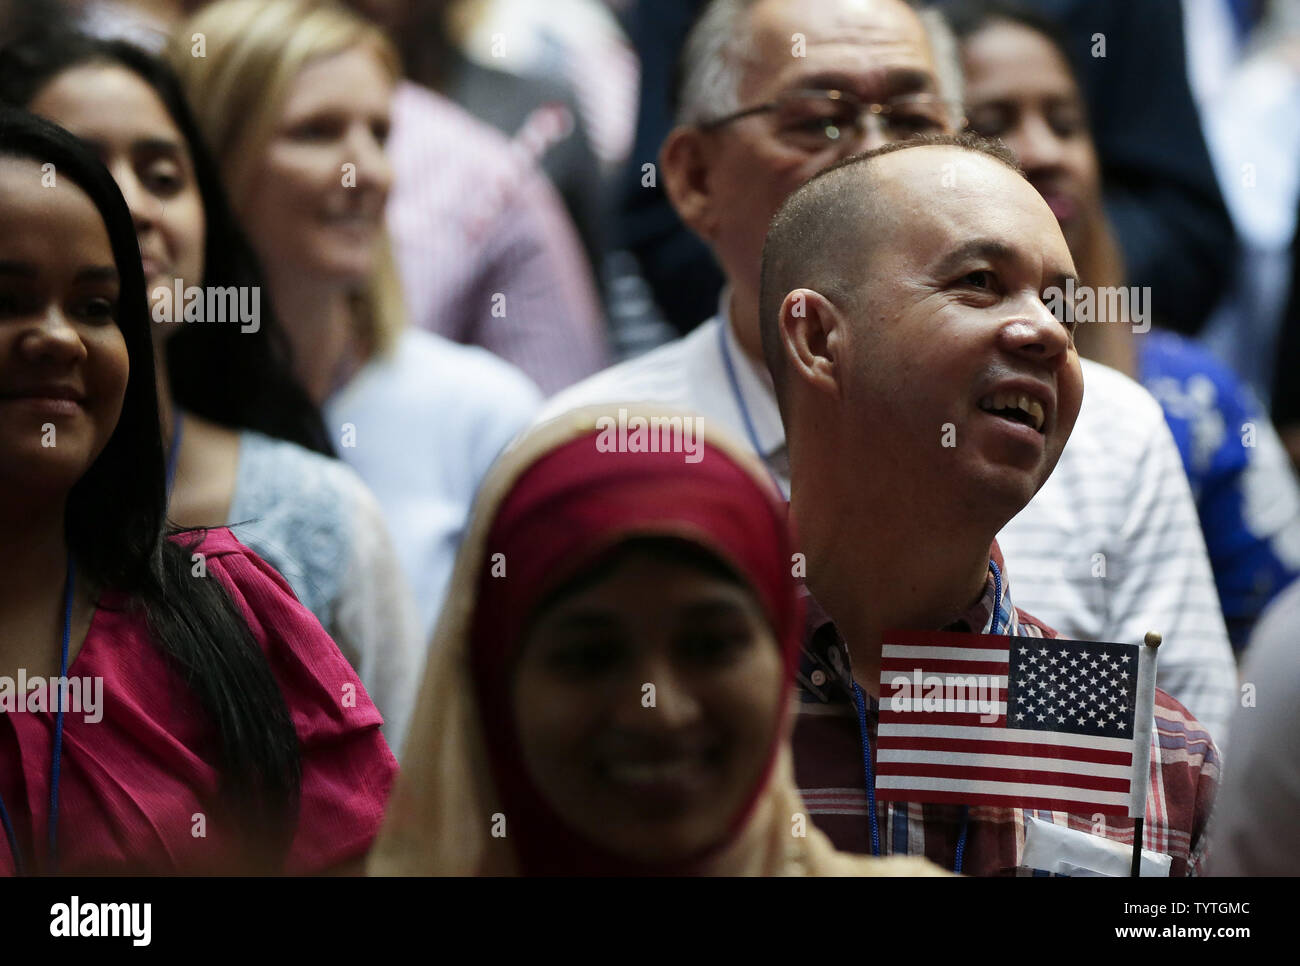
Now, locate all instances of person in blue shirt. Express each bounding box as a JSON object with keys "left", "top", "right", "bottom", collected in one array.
[{"left": 949, "top": 0, "right": 1300, "bottom": 651}]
